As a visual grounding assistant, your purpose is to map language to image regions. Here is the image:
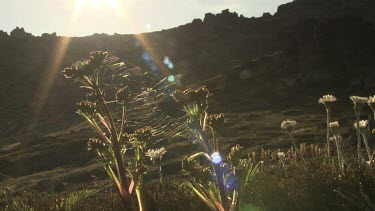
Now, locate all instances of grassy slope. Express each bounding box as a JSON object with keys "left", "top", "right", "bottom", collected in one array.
[{"left": 0, "top": 100, "right": 366, "bottom": 193}]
